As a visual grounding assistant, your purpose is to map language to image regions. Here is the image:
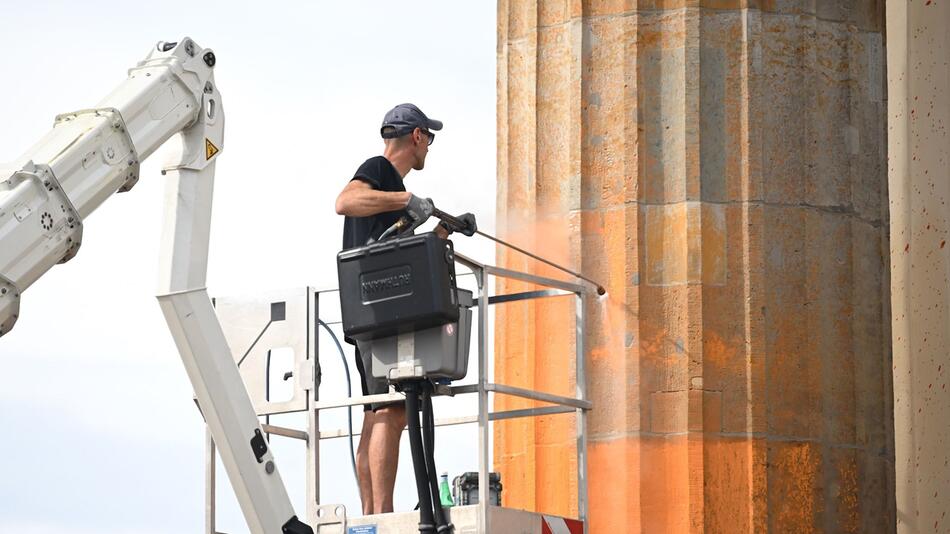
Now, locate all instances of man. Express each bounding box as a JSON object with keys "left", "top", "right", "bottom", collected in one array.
[{"left": 334, "top": 103, "right": 447, "bottom": 515}]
